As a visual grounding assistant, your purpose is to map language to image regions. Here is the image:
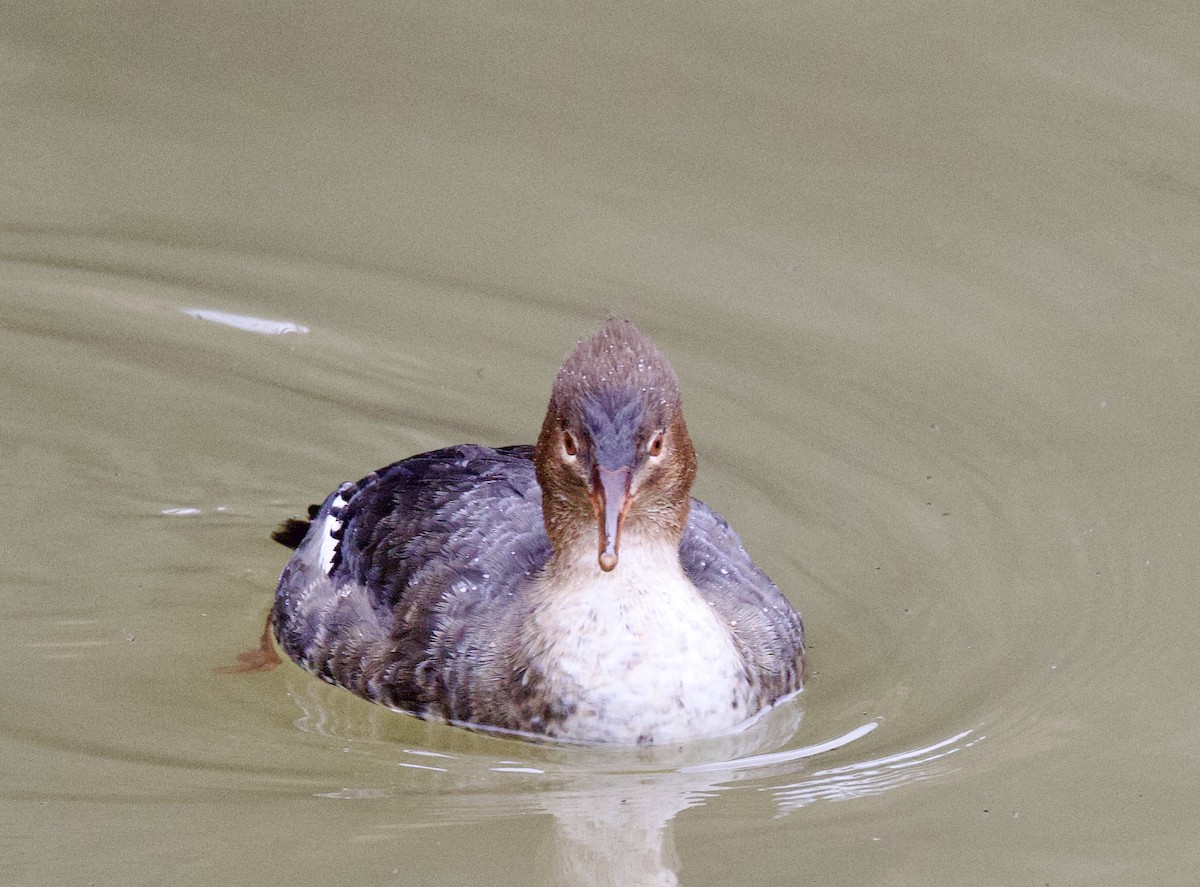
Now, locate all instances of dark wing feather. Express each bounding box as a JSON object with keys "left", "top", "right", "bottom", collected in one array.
[
  {"left": 318, "top": 445, "right": 550, "bottom": 712},
  {"left": 681, "top": 500, "right": 807, "bottom": 697},
  {"left": 332, "top": 445, "right": 546, "bottom": 605}
]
